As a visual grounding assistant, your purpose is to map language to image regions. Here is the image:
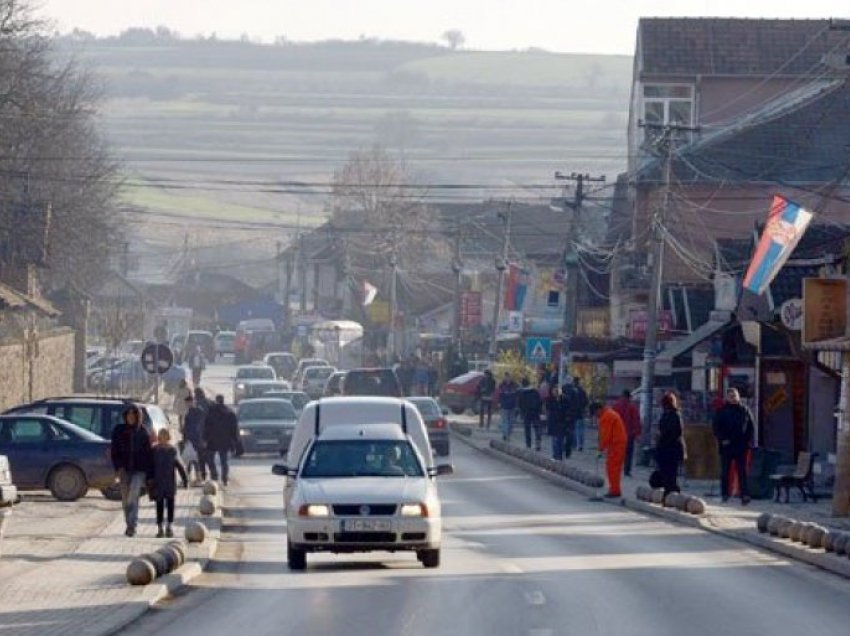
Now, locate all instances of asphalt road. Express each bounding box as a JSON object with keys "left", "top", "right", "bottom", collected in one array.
[{"left": 120, "top": 428, "right": 850, "bottom": 636}]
